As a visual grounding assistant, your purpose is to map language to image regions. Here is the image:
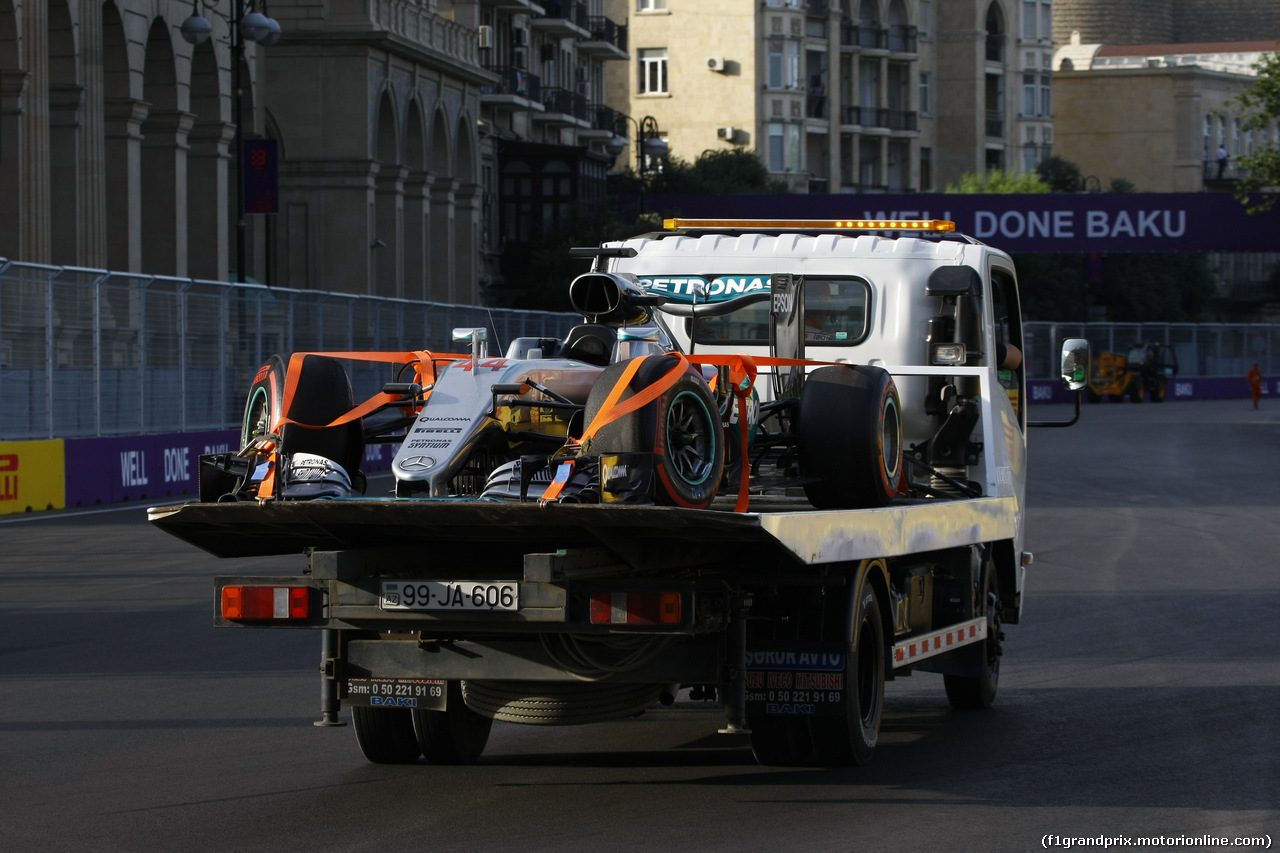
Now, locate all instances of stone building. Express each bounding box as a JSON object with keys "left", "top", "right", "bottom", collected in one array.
[
  {"left": 608, "top": 0, "right": 1055, "bottom": 194},
  {"left": 1052, "top": 39, "right": 1278, "bottom": 193},
  {"left": 0, "top": 0, "right": 629, "bottom": 305},
  {"left": 1053, "top": 0, "right": 1280, "bottom": 50}
]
